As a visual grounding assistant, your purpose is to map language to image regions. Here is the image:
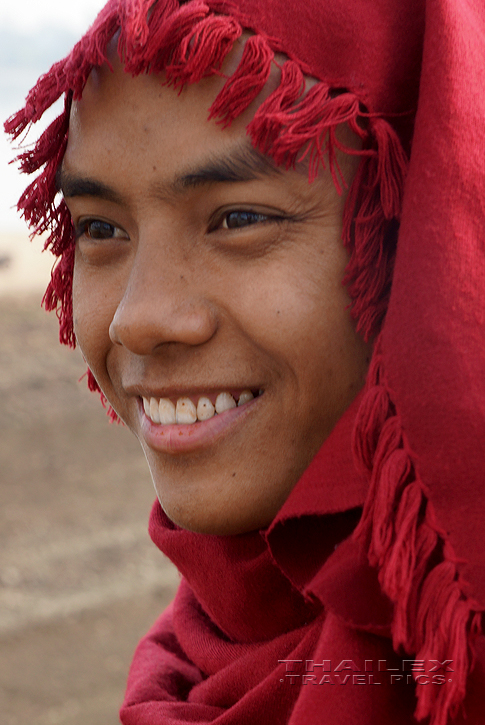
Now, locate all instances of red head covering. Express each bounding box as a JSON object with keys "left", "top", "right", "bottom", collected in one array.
[{"left": 5, "top": 2, "right": 485, "bottom": 724}]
